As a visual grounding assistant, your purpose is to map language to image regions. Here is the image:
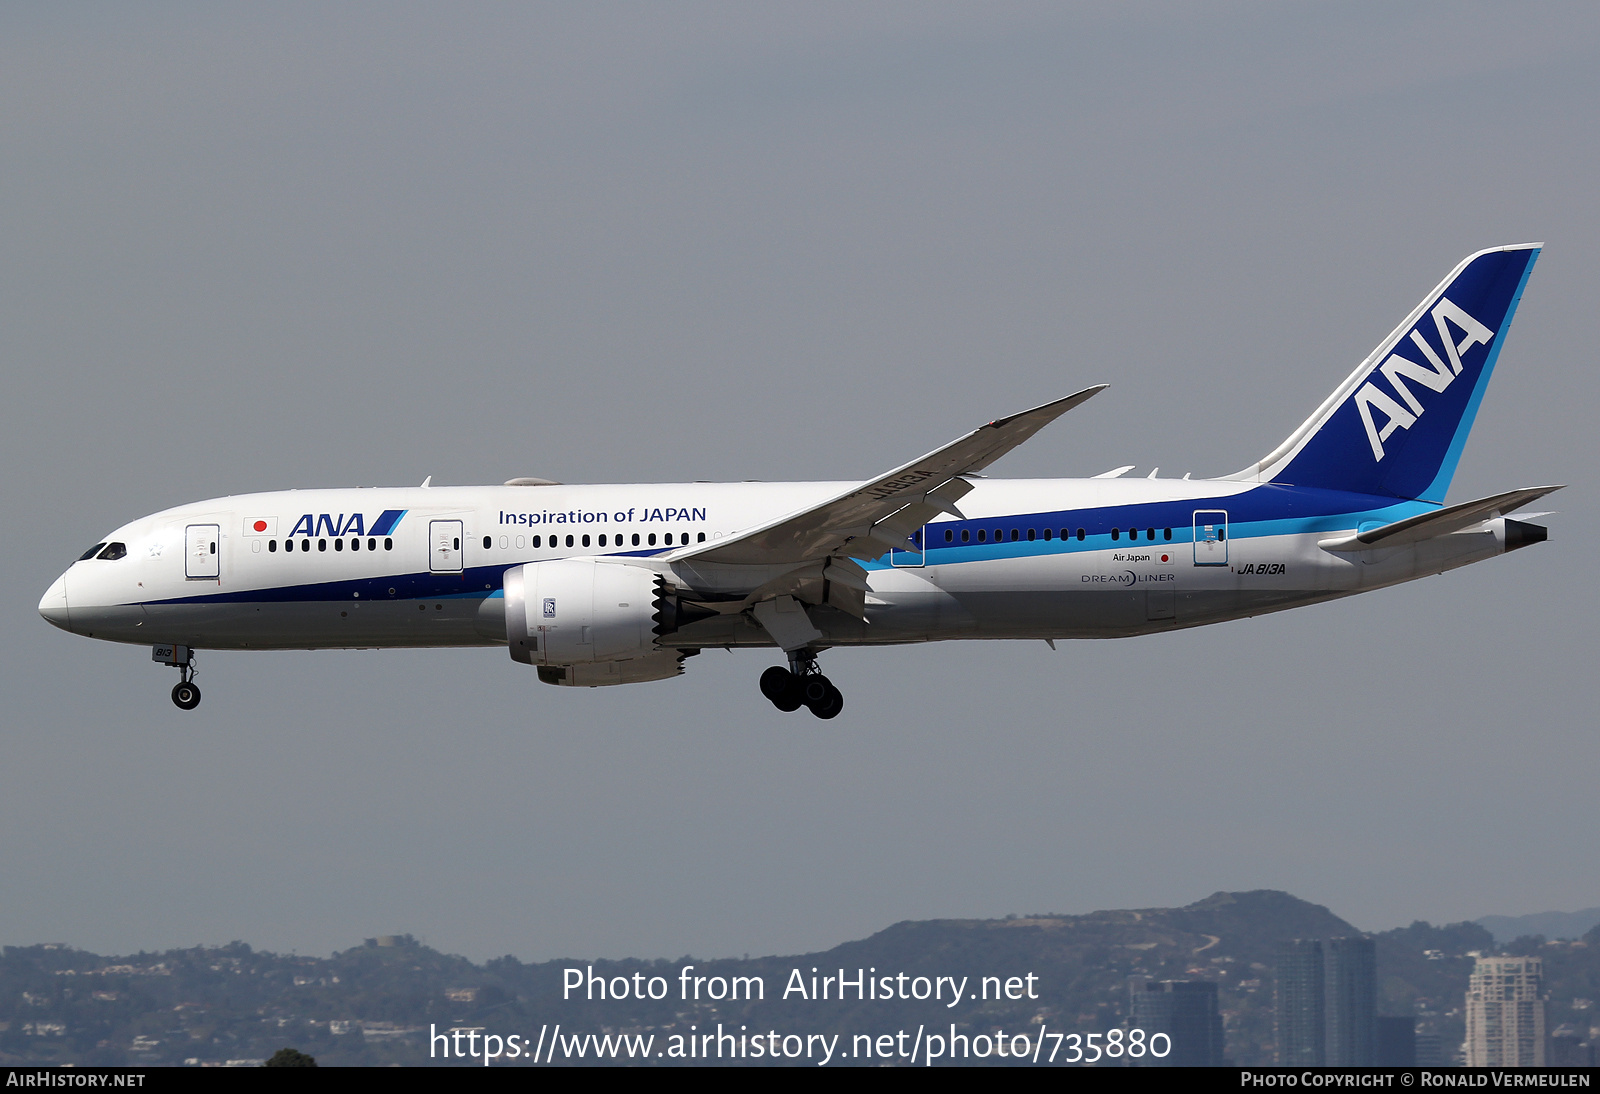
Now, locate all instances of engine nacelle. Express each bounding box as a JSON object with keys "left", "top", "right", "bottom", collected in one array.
[{"left": 504, "top": 558, "right": 667, "bottom": 667}]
